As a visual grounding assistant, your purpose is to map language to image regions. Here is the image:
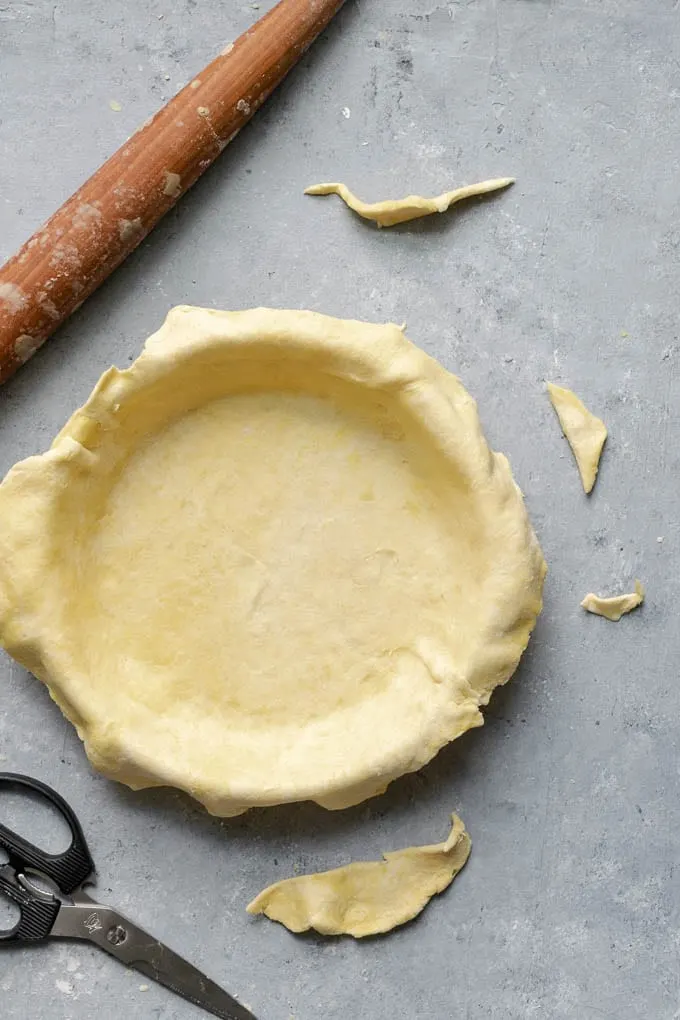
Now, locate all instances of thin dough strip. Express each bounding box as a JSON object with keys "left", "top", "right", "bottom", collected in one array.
[
  {"left": 304, "top": 178, "right": 515, "bottom": 227},
  {"left": 581, "top": 580, "right": 644, "bottom": 621},
  {"left": 247, "top": 813, "right": 471, "bottom": 938},
  {"left": 547, "top": 382, "right": 607, "bottom": 494}
]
